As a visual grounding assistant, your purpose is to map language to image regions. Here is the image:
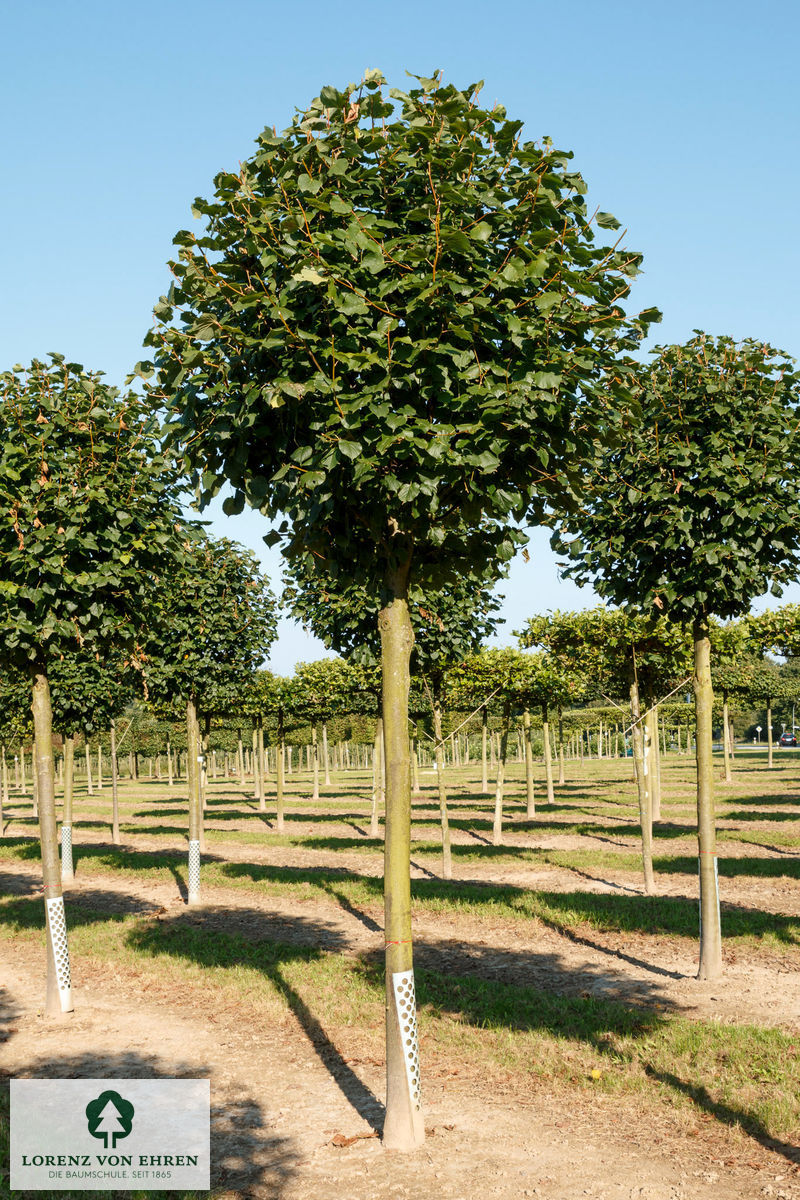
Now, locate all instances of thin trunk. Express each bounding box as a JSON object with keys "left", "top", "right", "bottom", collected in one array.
[
  {"left": 557, "top": 710, "right": 565, "bottom": 785},
  {"left": 481, "top": 707, "right": 489, "bottom": 794},
  {"left": 32, "top": 740, "right": 39, "bottom": 817},
  {"left": 630, "top": 681, "right": 655, "bottom": 895},
  {"left": 0, "top": 745, "right": 7, "bottom": 834},
  {"left": 258, "top": 716, "right": 266, "bottom": 813},
  {"left": 276, "top": 709, "right": 286, "bottom": 833},
  {"left": 85, "top": 738, "right": 93, "bottom": 796},
  {"left": 432, "top": 699, "right": 452, "bottom": 881},
  {"left": 370, "top": 717, "right": 383, "bottom": 838},
  {"left": 694, "top": 616, "right": 722, "bottom": 980},
  {"left": 543, "top": 706, "right": 555, "bottom": 806},
  {"left": 411, "top": 725, "right": 420, "bottom": 796},
  {"left": 645, "top": 704, "right": 661, "bottom": 822},
  {"left": 722, "top": 696, "right": 732, "bottom": 784},
  {"left": 523, "top": 708, "right": 535, "bottom": 819},
  {"left": 312, "top": 724, "right": 320, "bottom": 802},
  {"left": 97, "top": 743, "right": 103, "bottom": 791},
  {"left": 493, "top": 702, "right": 511, "bottom": 846},
  {"left": 238, "top": 730, "right": 245, "bottom": 787},
  {"left": 729, "top": 714, "right": 736, "bottom": 760},
  {"left": 767, "top": 700, "right": 774, "bottom": 768},
  {"left": 379, "top": 563, "right": 424, "bottom": 1151},
  {"left": 167, "top": 739, "right": 174, "bottom": 787},
  {"left": 252, "top": 725, "right": 261, "bottom": 802},
  {"left": 110, "top": 721, "right": 120, "bottom": 845},
  {"left": 322, "top": 721, "right": 331, "bottom": 786},
  {"left": 654, "top": 706, "right": 663, "bottom": 819},
  {"left": 187, "top": 696, "right": 202, "bottom": 905},
  {"left": 30, "top": 658, "right": 73, "bottom": 1016},
  {"left": 60, "top": 736, "right": 76, "bottom": 881}
]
